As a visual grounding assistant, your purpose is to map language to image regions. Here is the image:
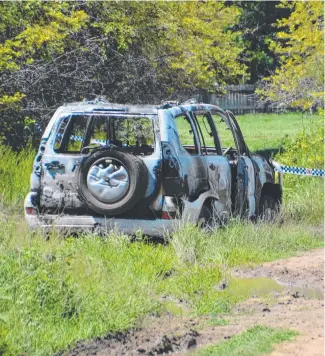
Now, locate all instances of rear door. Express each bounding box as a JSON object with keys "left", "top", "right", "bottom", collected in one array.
[
  {"left": 191, "top": 111, "right": 232, "bottom": 219},
  {"left": 165, "top": 112, "right": 209, "bottom": 199},
  {"left": 225, "top": 110, "right": 256, "bottom": 219}
]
